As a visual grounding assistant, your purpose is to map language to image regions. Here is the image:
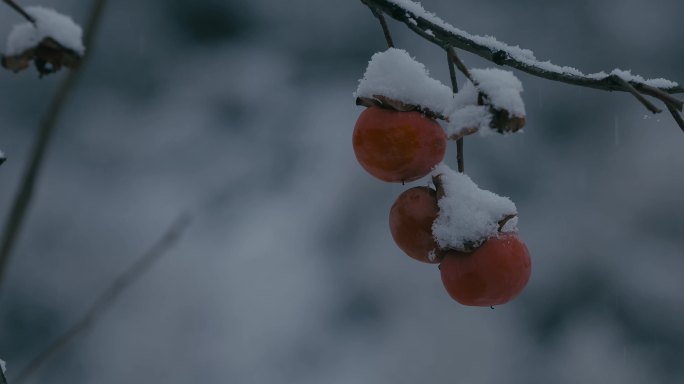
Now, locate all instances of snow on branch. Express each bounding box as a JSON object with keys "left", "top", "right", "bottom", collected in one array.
[{"left": 361, "top": 0, "right": 684, "bottom": 131}]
